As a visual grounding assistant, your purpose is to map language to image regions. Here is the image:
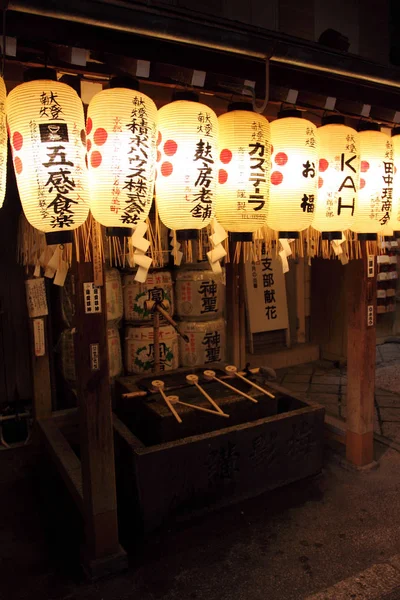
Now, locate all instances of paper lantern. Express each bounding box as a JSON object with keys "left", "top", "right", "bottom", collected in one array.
[
  {"left": 313, "top": 116, "right": 359, "bottom": 239},
  {"left": 156, "top": 92, "right": 218, "bottom": 240},
  {"left": 215, "top": 103, "right": 270, "bottom": 240},
  {"left": 390, "top": 128, "right": 400, "bottom": 235},
  {"left": 351, "top": 123, "right": 393, "bottom": 240},
  {"left": 0, "top": 77, "right": 7, "bottom": 209},
  {"left": 6, "top": 68, "right": 89, "bottom": 244},
  {"left": 87, "top": 78, "right": 157, "bottom": 236},
  {"left": 268, "top": 110, "right": 319, "bottom": 238}
]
